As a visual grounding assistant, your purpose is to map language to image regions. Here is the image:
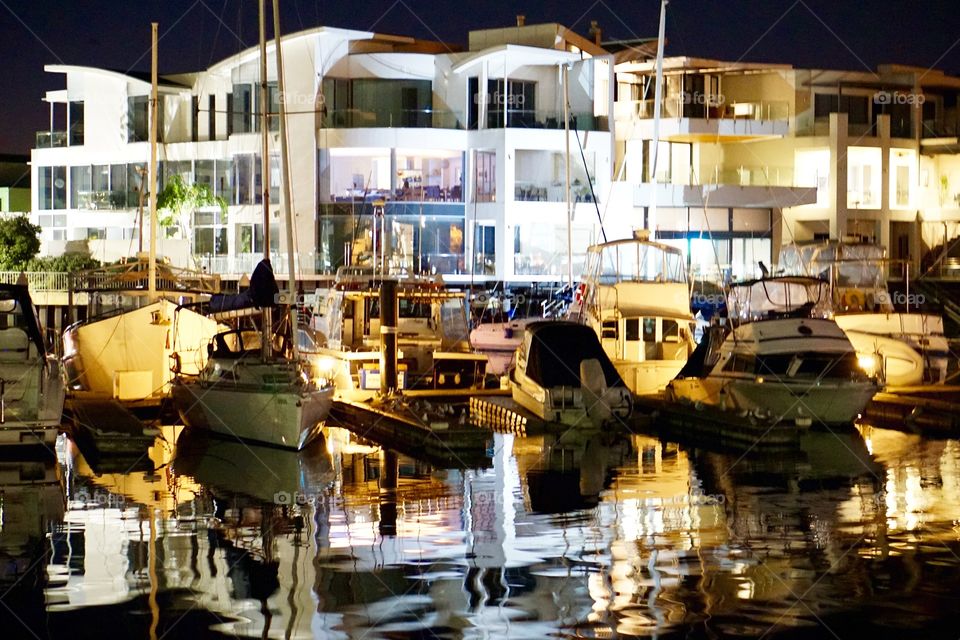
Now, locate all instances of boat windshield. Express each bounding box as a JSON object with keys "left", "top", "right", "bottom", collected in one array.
[
  {"left": 779, "top": 242, "right": 886, "bottom": 289},
  {"left": 587, "top": 240, "right": 686, "bottom": 285},
  {"left": 727, "top": 278, "right": 830, "bottom": 322}
]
